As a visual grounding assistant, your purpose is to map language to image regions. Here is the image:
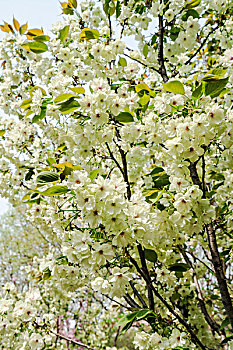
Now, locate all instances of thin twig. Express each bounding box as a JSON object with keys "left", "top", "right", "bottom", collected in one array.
[
  {"left": 50, "top": 330, "right": 97, "bottom": 350},
  {"left": 123, "top": 52, "right": 160, "bottom": 73}
]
